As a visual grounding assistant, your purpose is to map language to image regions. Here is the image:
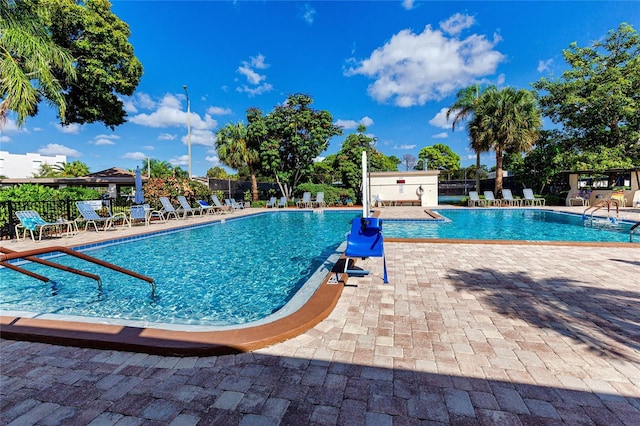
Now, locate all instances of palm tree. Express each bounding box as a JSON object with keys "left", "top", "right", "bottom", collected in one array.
[
  {"left": 0, "top": 0, "right": 76, "bottom": 127},
  {"left": 216, "top": 122, "right": 260, "bottom": 201},
  {"left": 446, "top": 85, "right": 495, "bottom": 193},
  {"left": 470, "top": 87, "right": 542, "bottom": 195}
]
